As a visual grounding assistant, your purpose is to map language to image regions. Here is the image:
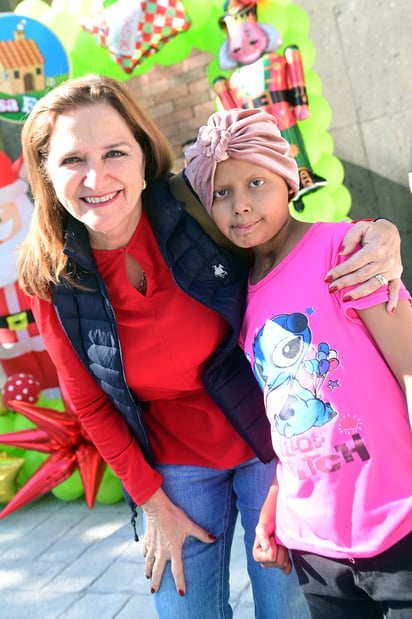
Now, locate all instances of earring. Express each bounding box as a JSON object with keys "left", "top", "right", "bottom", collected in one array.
[{"left": 142, "top": 179, "right": 147, "bottom": 191}]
